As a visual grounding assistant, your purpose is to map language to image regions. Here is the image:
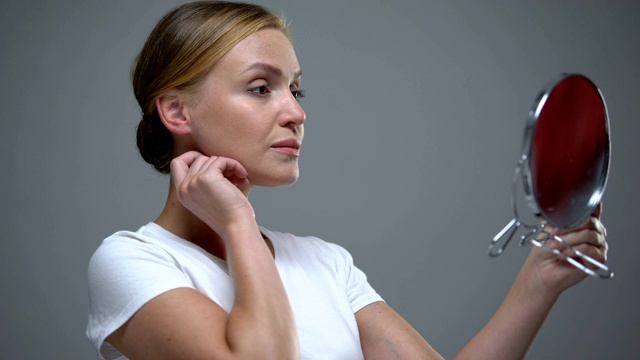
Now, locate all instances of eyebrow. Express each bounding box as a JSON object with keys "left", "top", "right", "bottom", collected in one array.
[{"left": 242, "top": 62, "right": 302, "bottom": 79}]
